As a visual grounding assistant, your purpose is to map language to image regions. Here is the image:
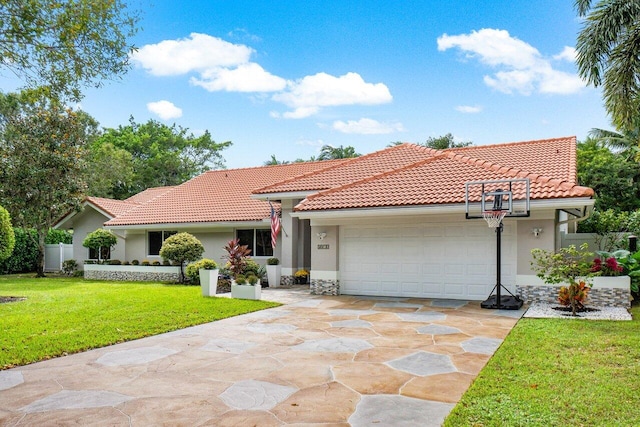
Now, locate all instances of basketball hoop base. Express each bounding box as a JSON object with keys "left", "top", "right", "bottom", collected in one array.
[{"left": 481, "top": 286, "right": 523, "bottom": 310}]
